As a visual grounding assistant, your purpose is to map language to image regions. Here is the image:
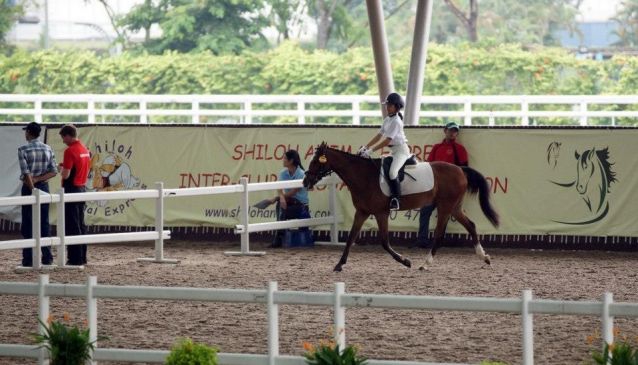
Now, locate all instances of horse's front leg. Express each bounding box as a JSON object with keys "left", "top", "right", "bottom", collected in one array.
[
  {"left": 375, "top": 213, "right": 411, "bottom": 268},
  {"left": 334, "top": 210, "right": 368, "bottom": 272}
]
